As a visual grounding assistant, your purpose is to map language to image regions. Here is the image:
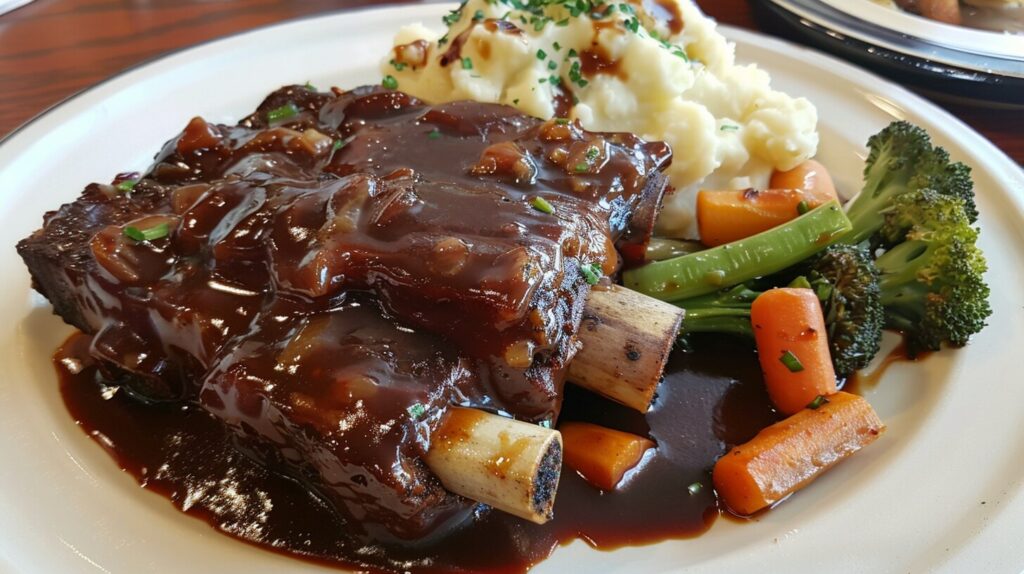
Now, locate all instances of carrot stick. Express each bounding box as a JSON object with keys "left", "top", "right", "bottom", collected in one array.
[
  {"left": 560, "top": 422, "right": 654, "bottom": 491},
  {"left": 713, "top": 391, "right": 885, "bottom": 516},
  {"left": 750, "top": 288, "right": 837, "bottom": 415},
  {"left": 697, "top": 189, "right": 805, "bottom": 247},
  {"left": 769, "top": 159, "right": 839, "bottom": 206},
  {"left": 697, "top": 161, "right": 838, "bottom": 247}
]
